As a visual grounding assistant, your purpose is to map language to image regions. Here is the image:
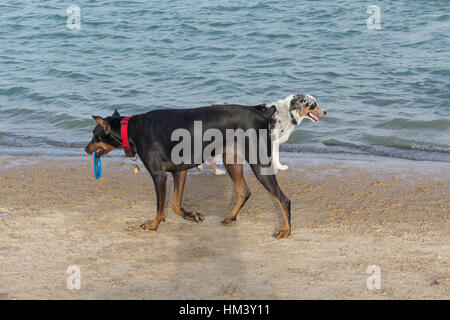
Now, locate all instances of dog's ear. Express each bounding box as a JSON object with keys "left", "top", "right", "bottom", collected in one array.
[
  {"left": 290, "top": 94, "right": 307, "bottom": 111},
  {"left": 112, "top": 109, "right": 120, "bottom": 117},
  {"left": 92, "top": 115, "right": 111, "bottom": 134}
]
